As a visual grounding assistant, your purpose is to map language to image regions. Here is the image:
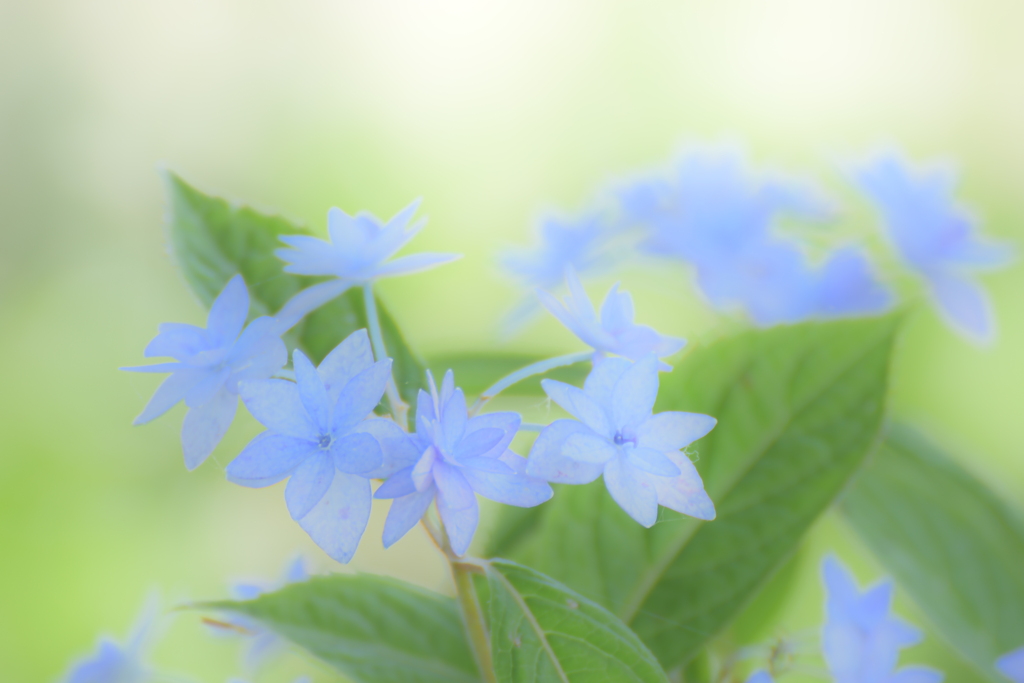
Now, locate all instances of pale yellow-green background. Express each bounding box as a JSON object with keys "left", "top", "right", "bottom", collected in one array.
[{"left": 1, "top": 1, "right": 1022, "bottom": 681}]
